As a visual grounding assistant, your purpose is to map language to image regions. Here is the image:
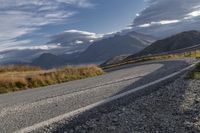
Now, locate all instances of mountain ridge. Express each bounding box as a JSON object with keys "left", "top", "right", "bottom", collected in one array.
[
  {"left": 130, "top": 30, "right": 200, "bottom": 58},
  {"left": 31, "top": 31, "right": 155, "bottom": 68},
  {"left": 76, "top": 31, "right": 155, "bottom": 63}
]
